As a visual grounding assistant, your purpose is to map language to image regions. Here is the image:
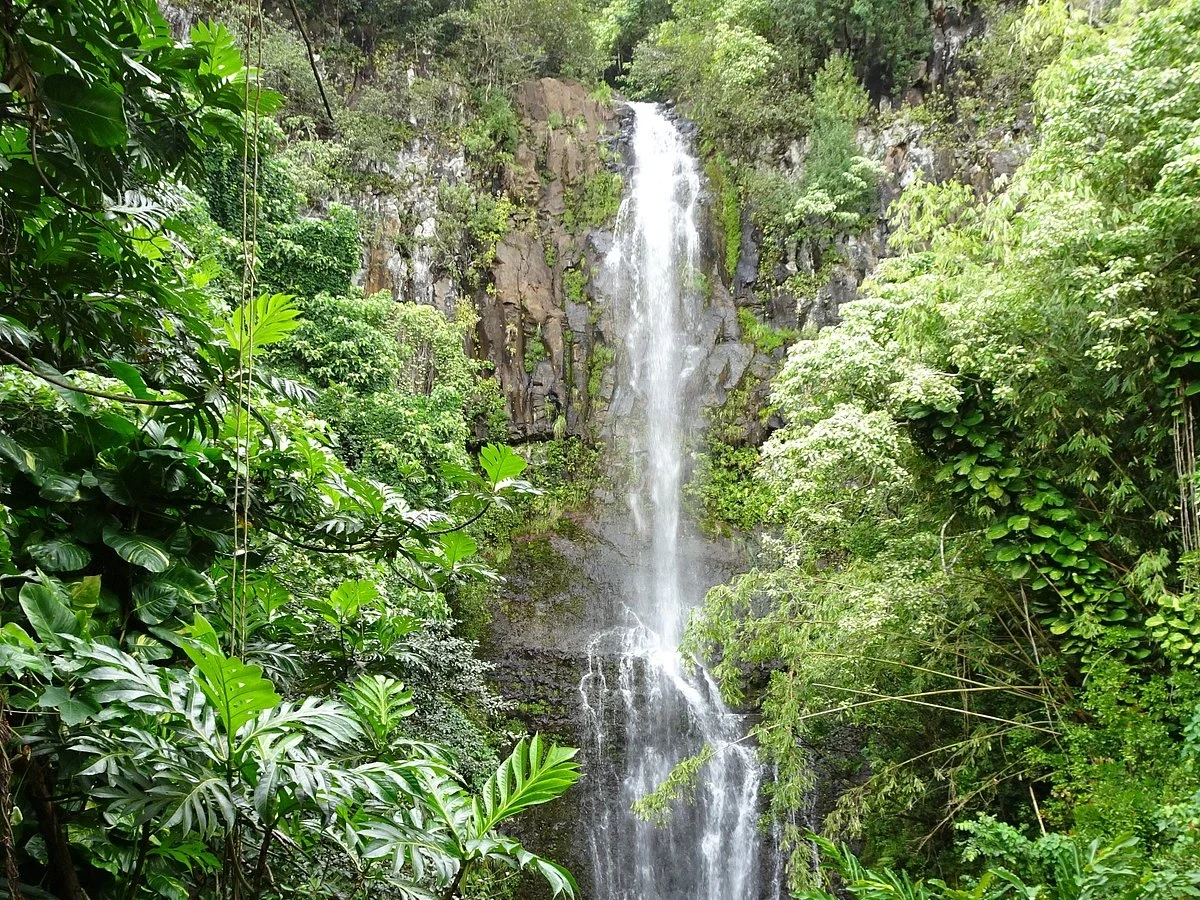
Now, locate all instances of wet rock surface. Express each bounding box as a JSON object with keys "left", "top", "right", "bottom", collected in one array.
[{"left": 326, "top": 75, "right": 774, "bottom": 446}]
